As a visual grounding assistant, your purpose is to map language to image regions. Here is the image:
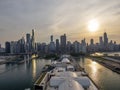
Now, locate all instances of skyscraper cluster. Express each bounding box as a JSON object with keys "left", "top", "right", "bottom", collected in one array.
[
  {"left": 5, "top": 29, "right": 35, "bottom": 54},
  {"left": 37, "top": 34, "right": 87, "bottom": 54},
  {"left": 4, "top": 31, "right": 120, "bottom": 54},
  {"left": 87, "top": 32, "right": 120, "bottom": 52}
]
